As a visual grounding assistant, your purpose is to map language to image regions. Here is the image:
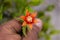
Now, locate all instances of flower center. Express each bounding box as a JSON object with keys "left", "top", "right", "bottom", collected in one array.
[{"left": 27, "top": 16, "right": 32, "bottom": 22}]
